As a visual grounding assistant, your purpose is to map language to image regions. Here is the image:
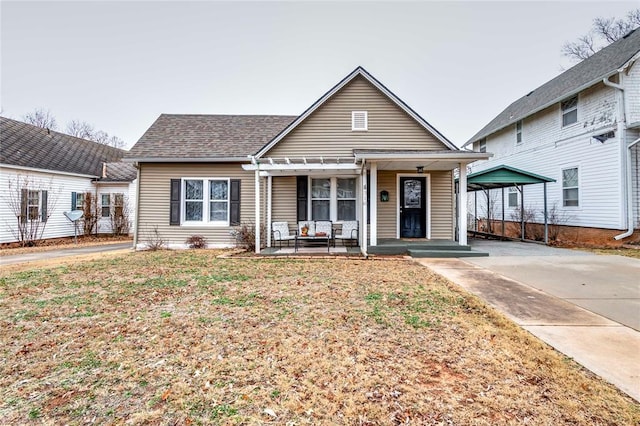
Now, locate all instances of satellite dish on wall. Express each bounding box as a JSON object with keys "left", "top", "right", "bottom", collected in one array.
[
  {"left": 64, "top": 210, "right": 84, "bottom": 222},
  {"left": 63, "top": 210, "right": 84, "bottom": 244}
]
